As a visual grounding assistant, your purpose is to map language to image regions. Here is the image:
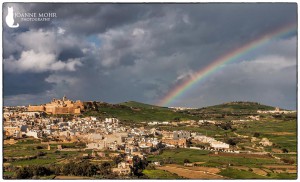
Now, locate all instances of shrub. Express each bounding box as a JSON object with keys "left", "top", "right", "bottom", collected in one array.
[
  {"left": 37, "top": 151, "right": 46, "bottom": 157},
  {"left": 281, "top": 158, "right": 295, "bottom": 164},
  {"left": 253, "top": 132, "right": 260, "bottom": 137},
  {"left": 282, "top": 148, "right": 289, "bottom": 153},
  {"left": 184, "top": 159, "right": 191, "bottom": 163},
  {"left": 36, "top": 146, "right": 44, "bottom": 149}
]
